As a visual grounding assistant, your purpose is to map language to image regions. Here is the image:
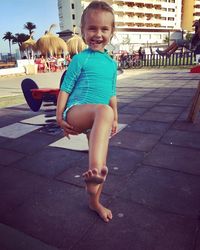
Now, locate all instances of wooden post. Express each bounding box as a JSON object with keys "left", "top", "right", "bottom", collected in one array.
[{"left": 187, "top": 80, "right": 200, "bottom": 123}]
